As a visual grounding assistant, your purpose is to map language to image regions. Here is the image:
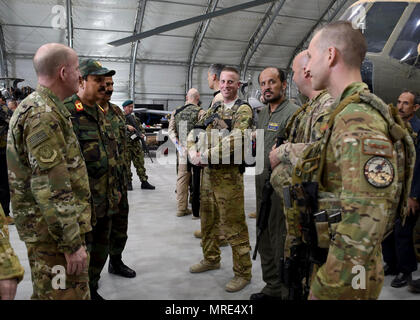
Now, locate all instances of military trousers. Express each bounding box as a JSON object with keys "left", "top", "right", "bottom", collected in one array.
[
  {"left": 382, "top": 214, "right": 419, "bottom": 274},
  {"left": 0, "top": 152, "right": 10, "bottom": 216},
  {"left": 86, "top": 215, "right": 112, "bottom": 290},
  {"left": 176, "top": 156, "right": 191, "bottom": 213},
  {"left": 191, "top": 165, "right": 201, "bottom": 217},
  {"left": 256, "top": 166, "right": 288, "bottom": 298},
  {"left": 109, "top": 190, "right": 129, "bottom": 258},
  {"left": 126, "top": 141, "right": 148, "bottom": 183},
  {"left": 26, "top": 240, "right": 90, "bottom": 300},
  {"left": 415, "top": 216, "right": 420, "bottom": 262},
  {"left": 200, "top": 166, "right": 252, "bottom": 280}
]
